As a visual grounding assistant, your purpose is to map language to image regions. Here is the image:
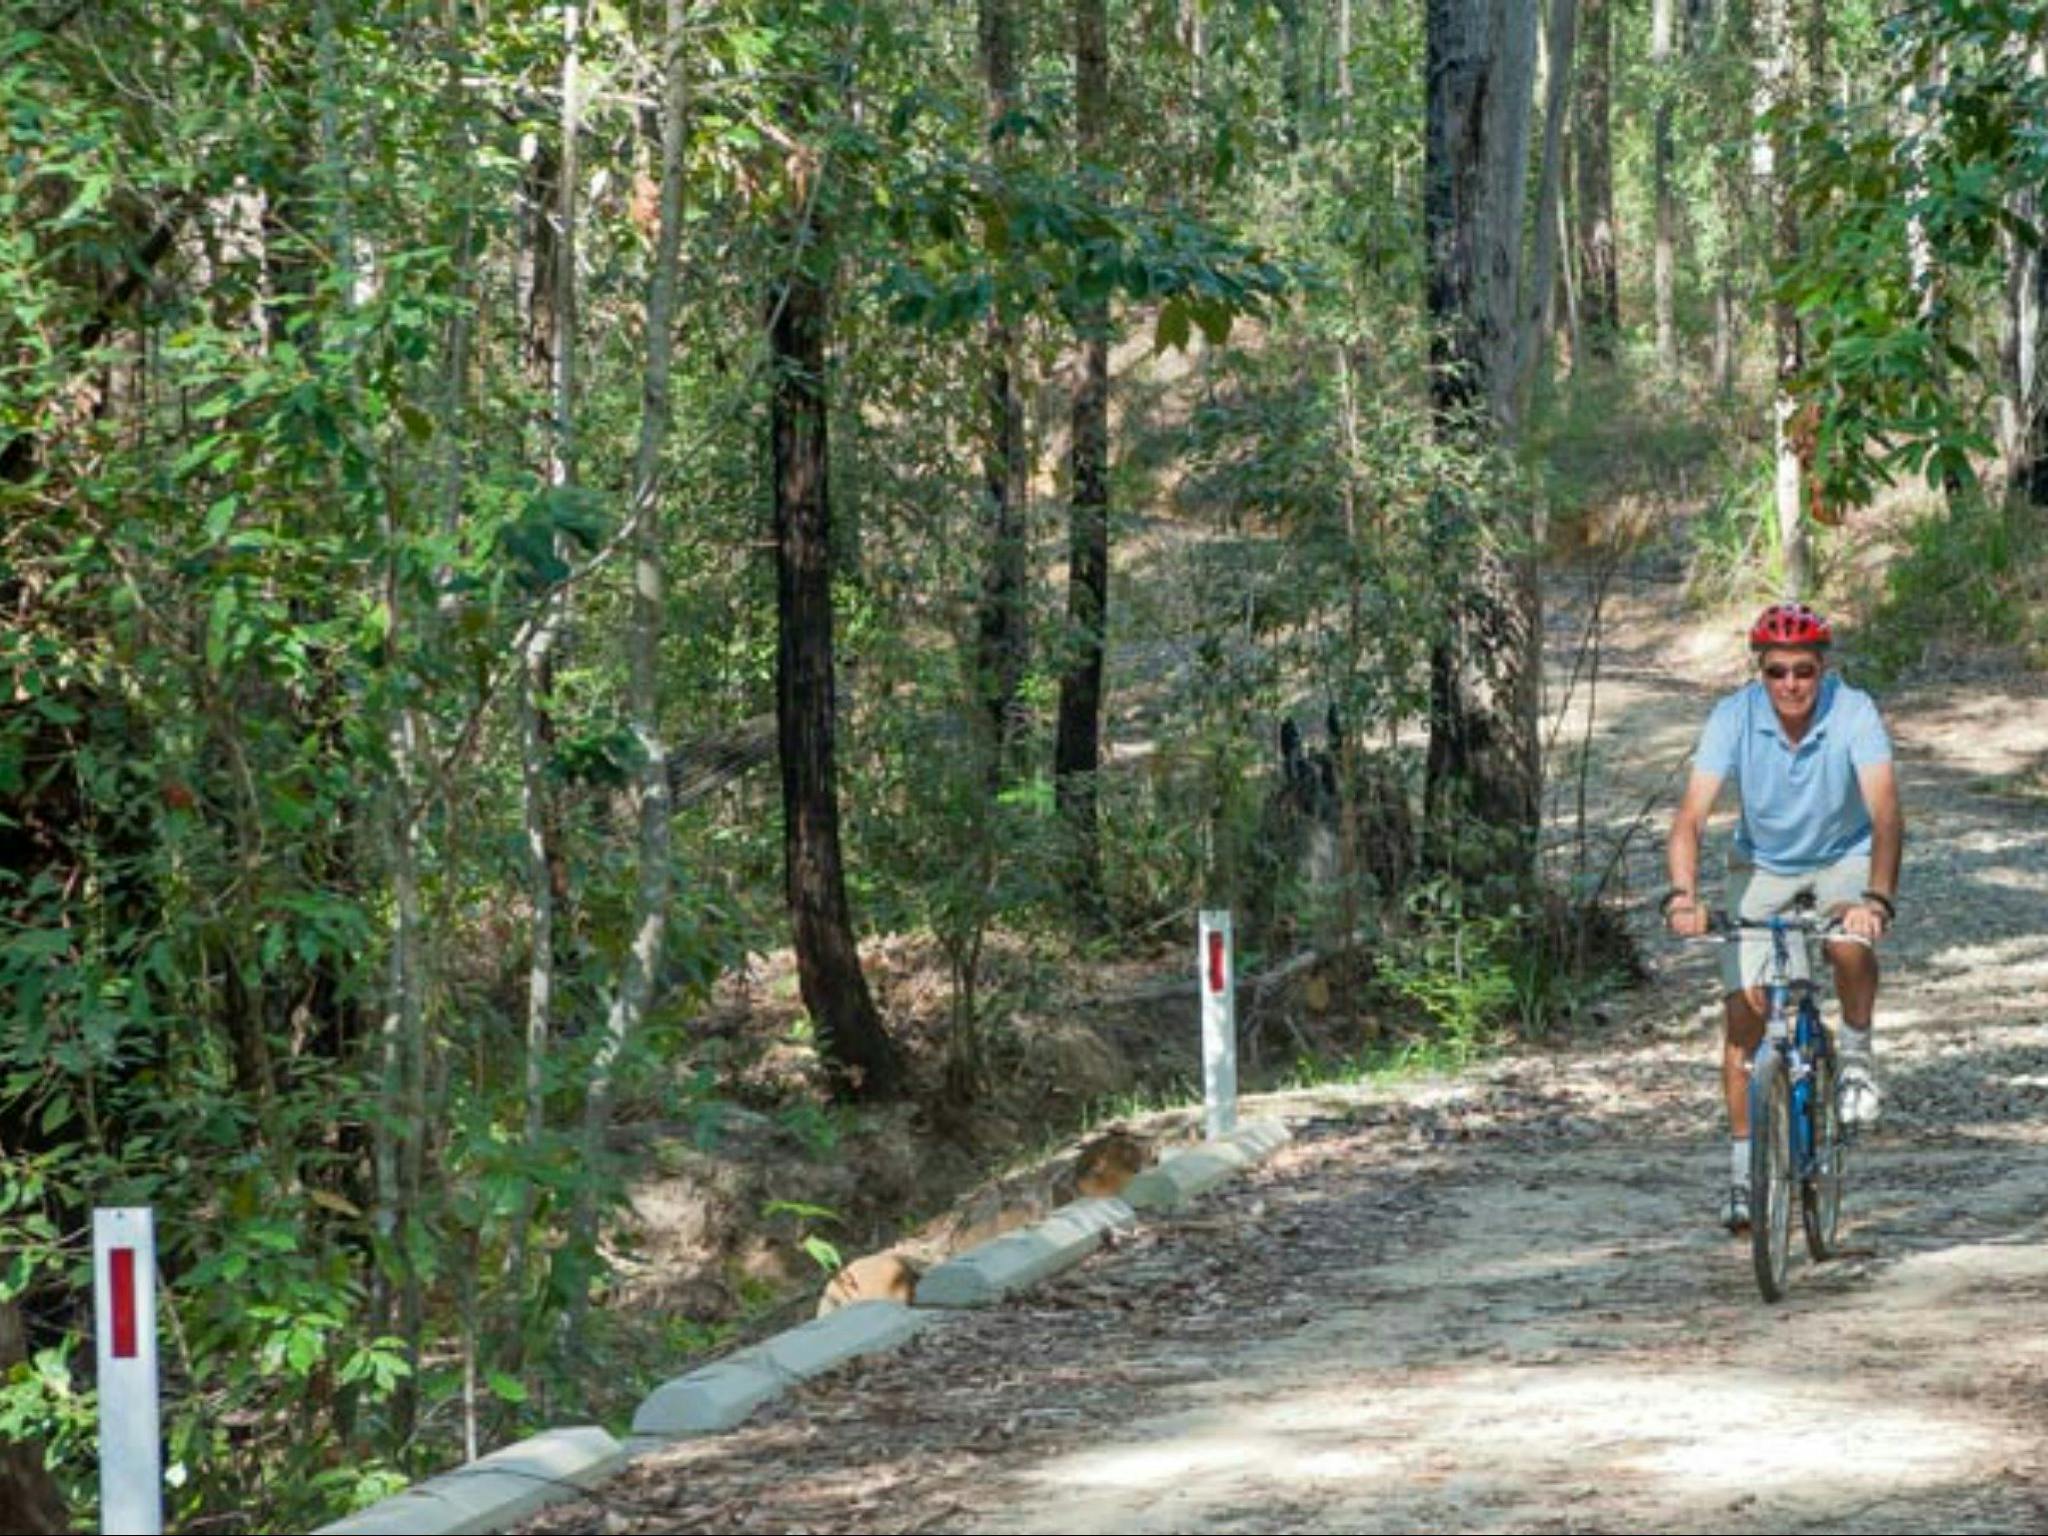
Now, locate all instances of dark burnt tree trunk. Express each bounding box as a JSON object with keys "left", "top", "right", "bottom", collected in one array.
[
  {"left": 771, "top": 240, "right": 902, "bottom": 1099},
  {"left": 1423, "top": 0, "right": 1543, "bottom": 884},
  {"left": 976, "top": 0, "right": 1030, "bottom": 776},
  {"left": 1054, "top": 0, "right": 1113, "bottom": 928}
]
